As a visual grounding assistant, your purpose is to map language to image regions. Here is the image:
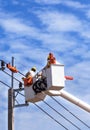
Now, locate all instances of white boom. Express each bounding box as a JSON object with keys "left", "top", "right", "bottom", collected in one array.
[{"left": 46, "top": 90, "right": 90, "bottom": 113}]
